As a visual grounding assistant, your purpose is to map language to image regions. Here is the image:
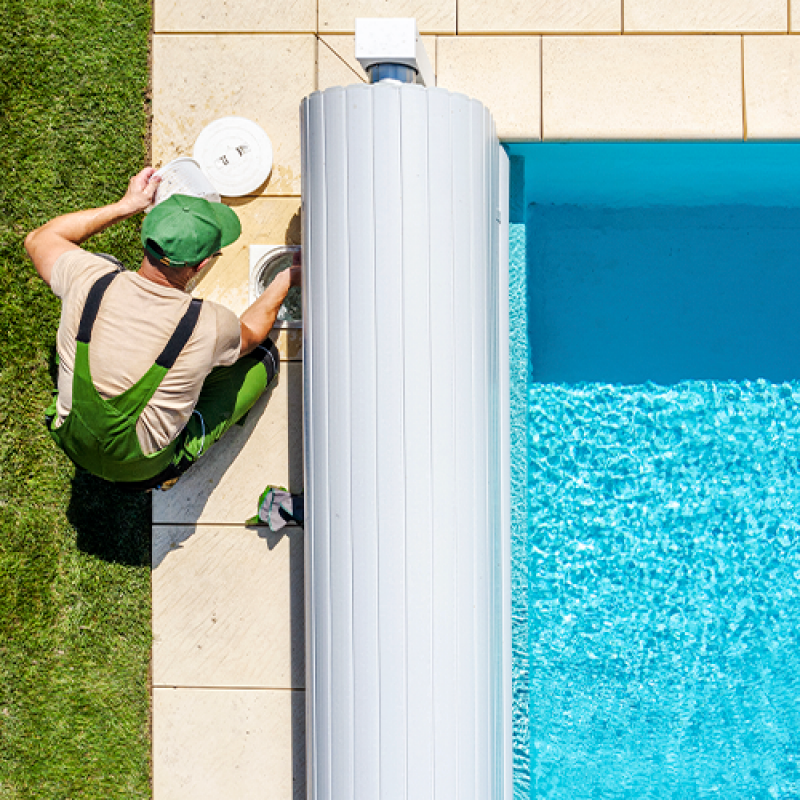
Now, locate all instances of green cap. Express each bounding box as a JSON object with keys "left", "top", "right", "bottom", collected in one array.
[{"left": 141, "top": 194, "right": 242, "bottom": 267}]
